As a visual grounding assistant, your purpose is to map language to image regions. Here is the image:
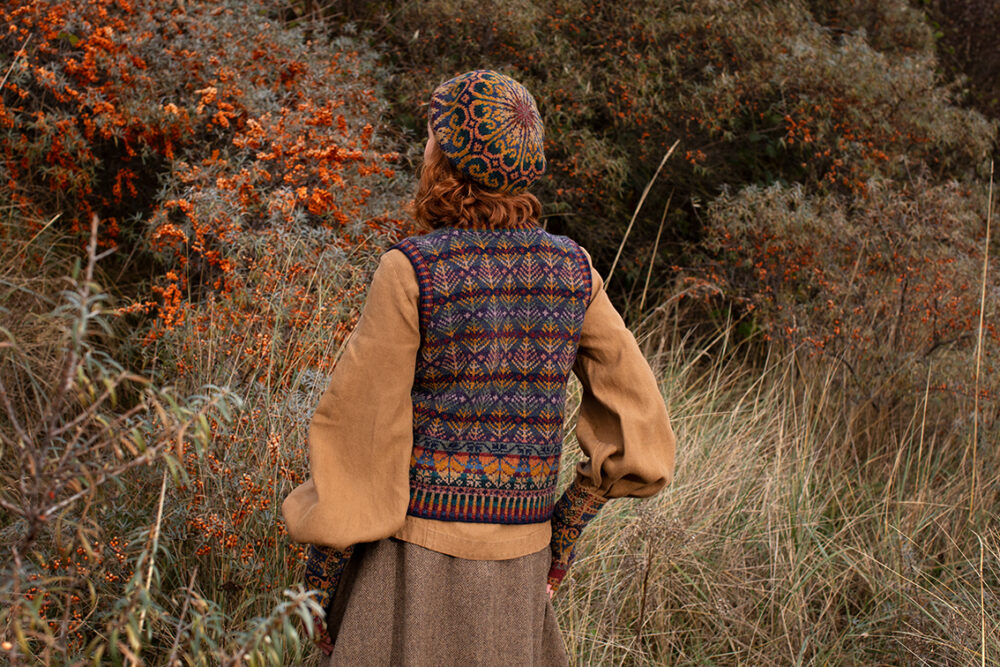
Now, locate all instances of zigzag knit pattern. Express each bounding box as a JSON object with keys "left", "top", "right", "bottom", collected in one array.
[{"left": 393, "top": 225, "right": 591, "bottom": 524}]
